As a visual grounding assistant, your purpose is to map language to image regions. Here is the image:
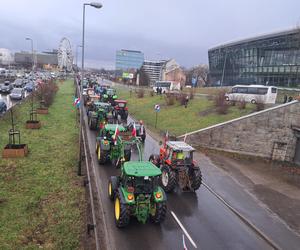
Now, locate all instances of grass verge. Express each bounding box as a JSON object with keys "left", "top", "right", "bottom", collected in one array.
[
  {"left": 0, "top": 80, "right": 84, "bottom": 249},
  {"left": 117, "top": 87, "right": 254, "bottom": 136}
]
